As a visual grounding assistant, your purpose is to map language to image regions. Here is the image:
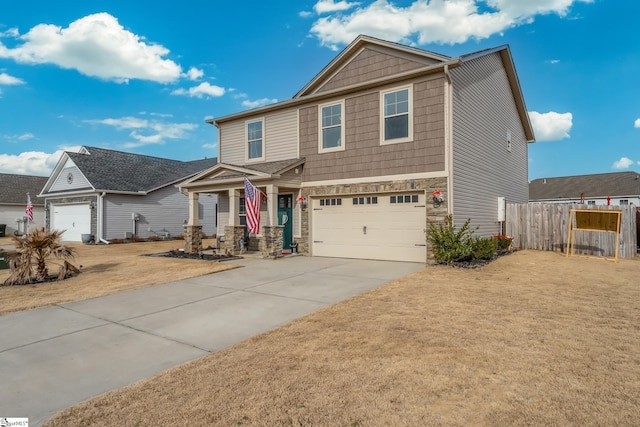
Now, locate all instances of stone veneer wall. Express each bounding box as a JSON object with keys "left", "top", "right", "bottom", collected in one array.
[
  {"left": 298, "top": 177, "right": 449, "bottom": 263},
  {"left": 223, "top": 226, "right": 246, "bottom": 255},
  {"left": 260, "top": 226, "right": 284, "bottom": 259},
  {"left": 45, "top": 196, "right": 98, "bottom": 238},
  {"left": 183, "top": 225, "right": 203, "bottom": 253}
]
